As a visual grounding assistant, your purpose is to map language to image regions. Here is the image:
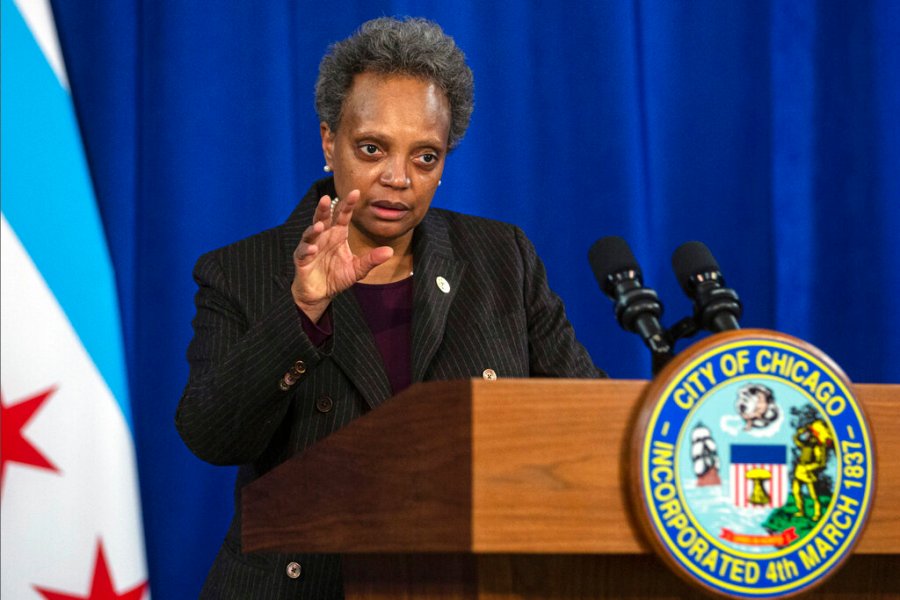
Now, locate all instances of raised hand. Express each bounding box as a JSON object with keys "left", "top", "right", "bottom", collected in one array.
[{"left": 291, "top": 189, "right": 393, "bottom": 321}]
